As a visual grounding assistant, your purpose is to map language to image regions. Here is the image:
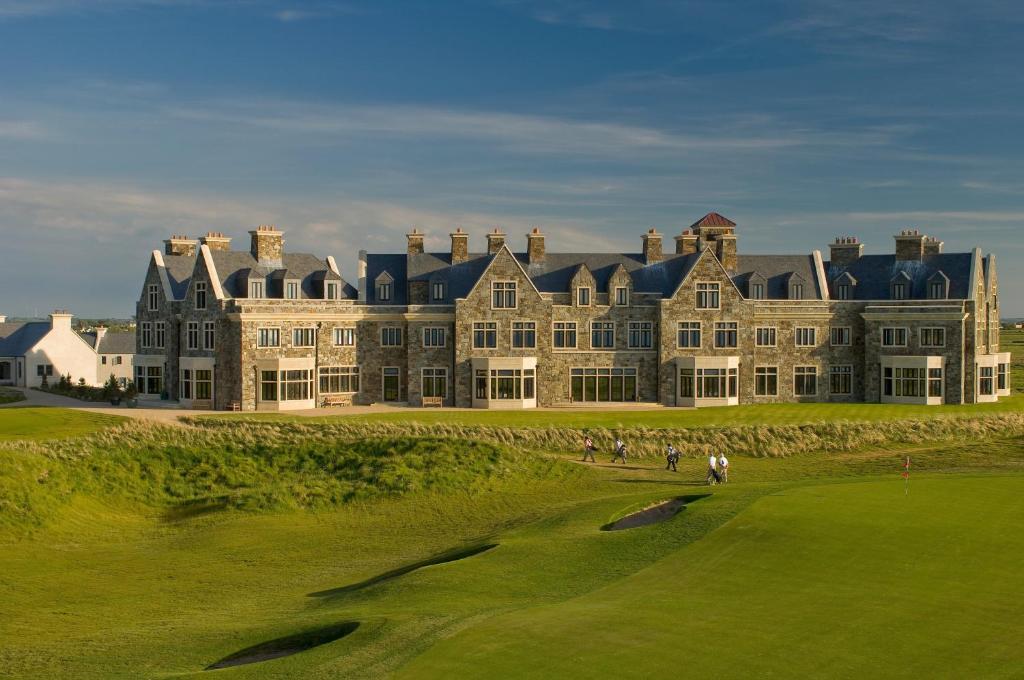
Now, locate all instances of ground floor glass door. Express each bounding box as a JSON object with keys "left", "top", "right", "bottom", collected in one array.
[{"left": 382, "top": 367, "right": 401, "bottom": 401}]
